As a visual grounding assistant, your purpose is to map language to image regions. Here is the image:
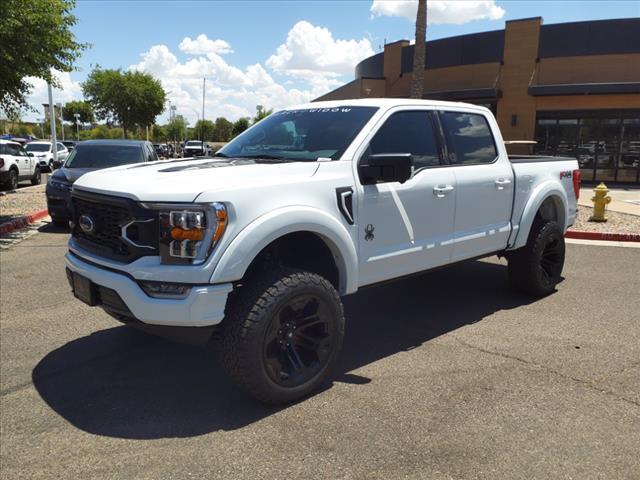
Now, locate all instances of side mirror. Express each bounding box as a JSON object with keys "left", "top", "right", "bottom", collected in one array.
[
  {"left": 27, "top": 152, "right": 34, "bottom": 157},
  {"left": 358, "top": 153, "right": 413, "bottom": 185}
]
